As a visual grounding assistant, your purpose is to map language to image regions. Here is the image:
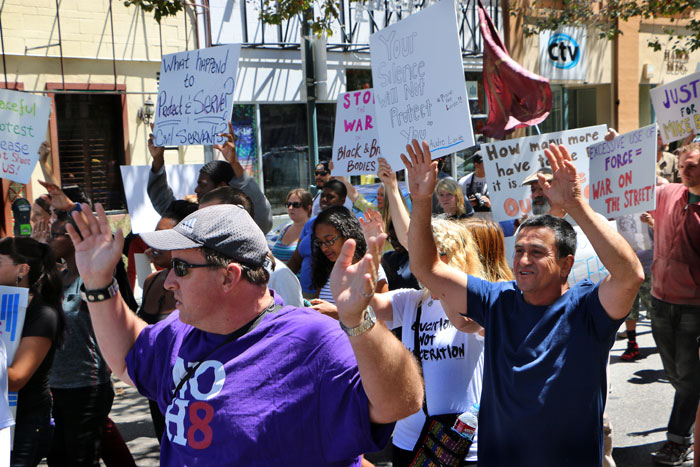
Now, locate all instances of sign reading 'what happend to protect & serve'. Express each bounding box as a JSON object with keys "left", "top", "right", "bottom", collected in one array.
[{"left": 153, "top": 45, "right": 241, "bottom": 147}]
